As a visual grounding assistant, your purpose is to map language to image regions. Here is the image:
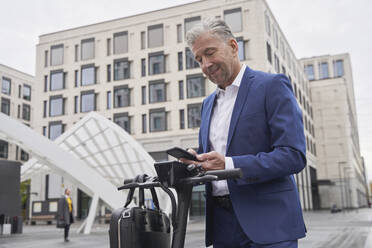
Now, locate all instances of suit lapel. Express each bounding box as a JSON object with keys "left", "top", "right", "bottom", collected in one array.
[
  {"left": 226, "top": 67, "right": 254, "bottom": 153},
  {"left": 202, "top": 92, "right": 217, "bottom": 153}
]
